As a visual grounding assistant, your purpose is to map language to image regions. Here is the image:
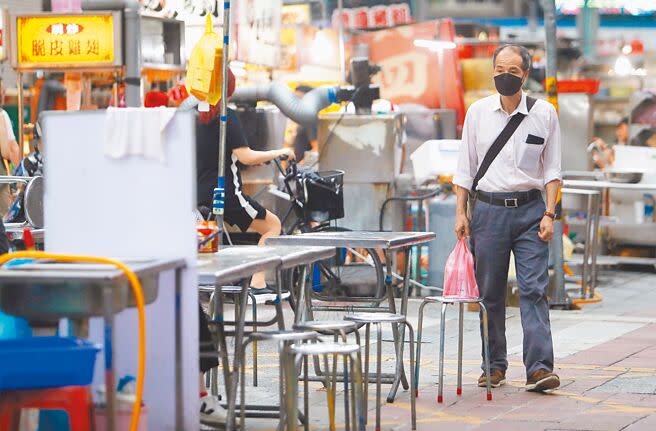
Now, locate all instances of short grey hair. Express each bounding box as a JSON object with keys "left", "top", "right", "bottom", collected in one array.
[{"left": 493, "top": 44, "right": 532, "bottom": 71}]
